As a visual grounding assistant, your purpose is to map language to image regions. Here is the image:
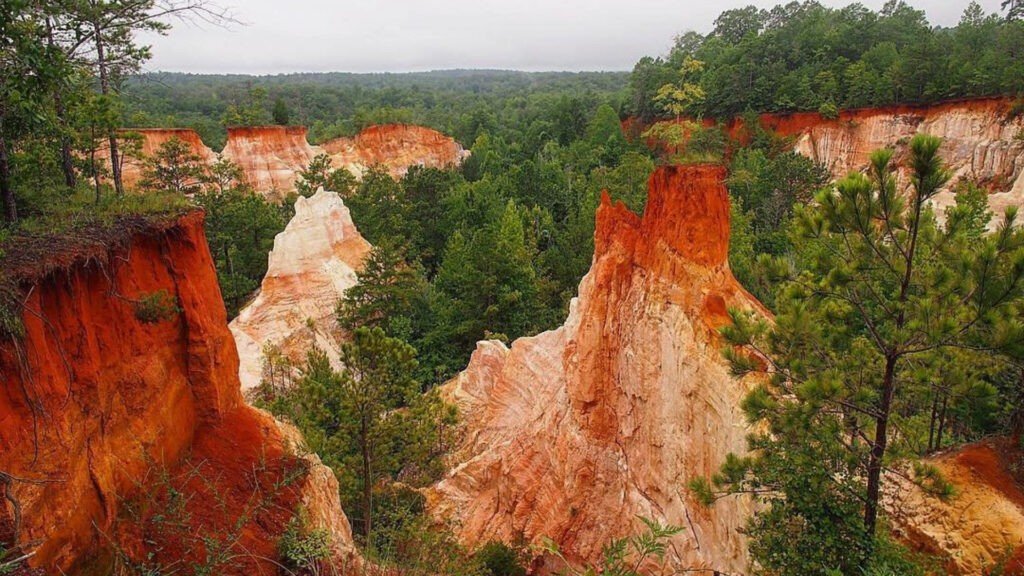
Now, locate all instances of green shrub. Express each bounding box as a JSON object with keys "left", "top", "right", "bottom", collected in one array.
[
  {"left": 540, "top": 517, "right": 682, "bottom": 576},
  {"left": 133, "top": 289, "right": 180, "bottom": 324},
  {"left": 818, "top": 101, "right": 839, "bottom": 120},
  {"left": 1008, "top": 98, "right": 1024, "bottom": 121},
  {"left": 280, "top": 509, "right": 332, "bottom": 573},
  {"left": 912, "top": 461, "right": 956, "bottom": 500},
  {"left": 475, "top": 541, "right": 527, "bottom": 576}
]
